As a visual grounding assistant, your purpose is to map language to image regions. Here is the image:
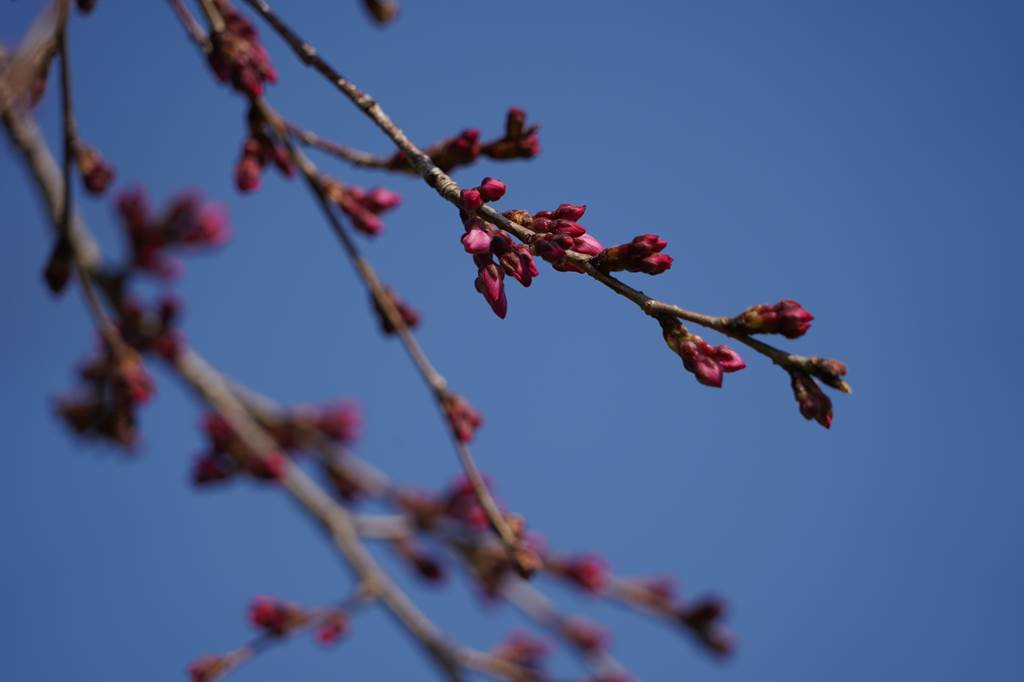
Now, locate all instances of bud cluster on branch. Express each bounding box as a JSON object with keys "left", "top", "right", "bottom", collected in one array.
[{"left": 0, "top": 1, "right": 854, "bottom": 680}]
